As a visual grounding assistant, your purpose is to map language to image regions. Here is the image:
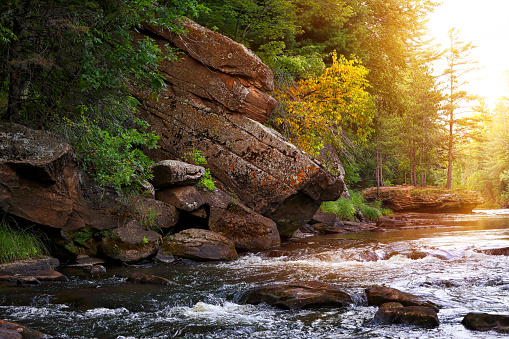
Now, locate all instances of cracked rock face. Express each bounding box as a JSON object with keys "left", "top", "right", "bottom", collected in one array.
[{"left": 133, "top": 19, "right": 345, "bottom": 237}]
